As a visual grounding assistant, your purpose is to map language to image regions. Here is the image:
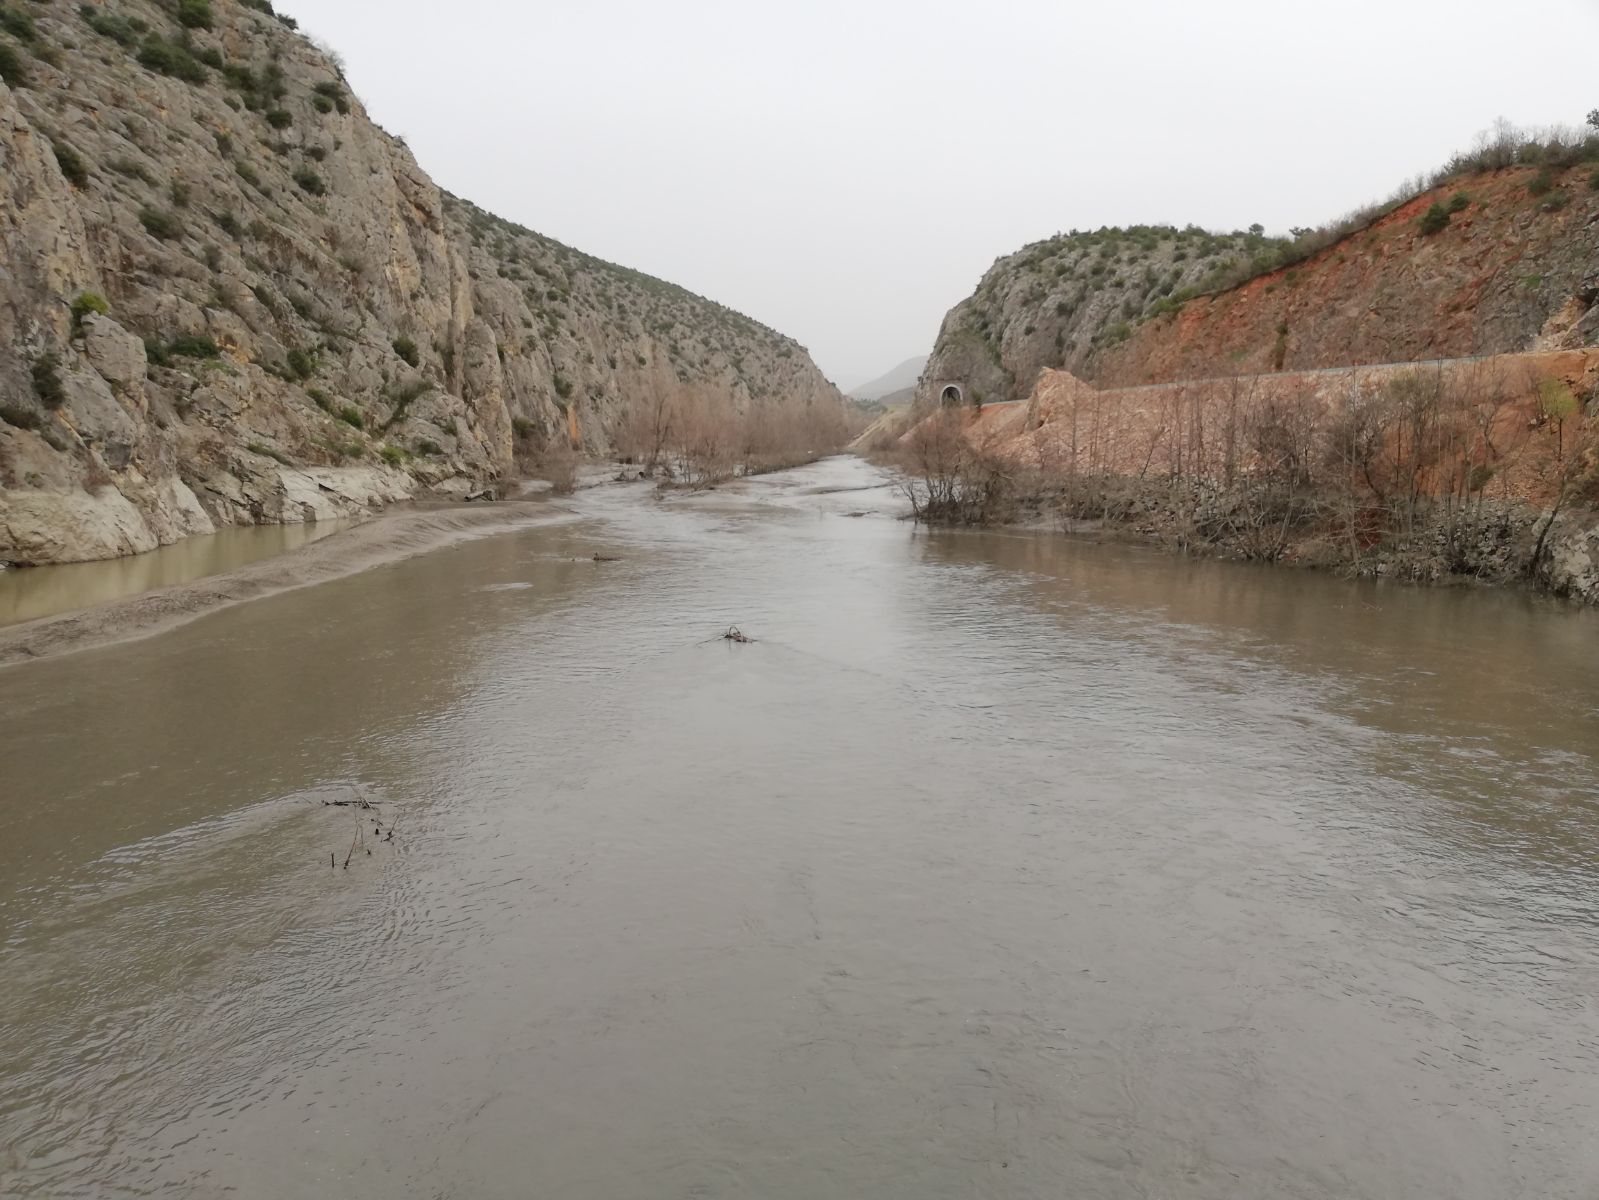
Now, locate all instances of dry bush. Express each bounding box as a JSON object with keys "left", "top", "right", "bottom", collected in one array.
[
  {"left": 625, "top": 387, "right": 857, "bottom": 487},
  {"left": 894, "top": 408, "right": 1022, "bottom": 524},
  {"left": 528, "top": 437, "right": 578, "bottom": 494},
  {"left": 614, "top": 381, "right": 680, "bottom": 475},
  {"left": 672, "top": 391, "right": 739, "bottom": 485}
]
